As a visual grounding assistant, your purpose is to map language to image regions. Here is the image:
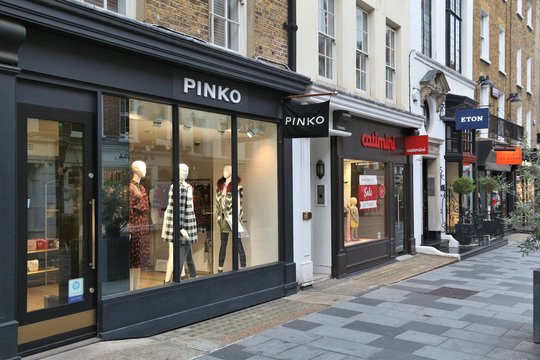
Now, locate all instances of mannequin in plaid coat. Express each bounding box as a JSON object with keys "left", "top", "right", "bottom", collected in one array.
[{"left": 162, "top": 163, "right": 198, "bottom": 282}]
